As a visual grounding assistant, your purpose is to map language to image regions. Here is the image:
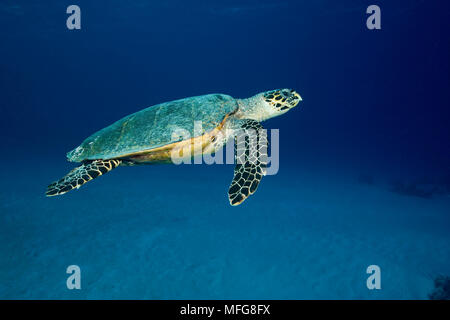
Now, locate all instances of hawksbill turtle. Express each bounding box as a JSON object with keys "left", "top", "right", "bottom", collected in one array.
[{"left": 46, "top": 89, "right": 302, "bottom": 205}]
